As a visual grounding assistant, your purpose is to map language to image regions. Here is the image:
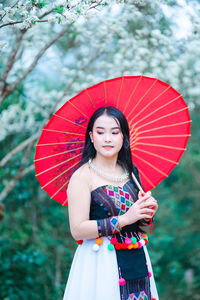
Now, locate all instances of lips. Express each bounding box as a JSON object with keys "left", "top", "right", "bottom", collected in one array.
[{"left": 103, "top": 146, "right": 113, "bottom": 149}]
